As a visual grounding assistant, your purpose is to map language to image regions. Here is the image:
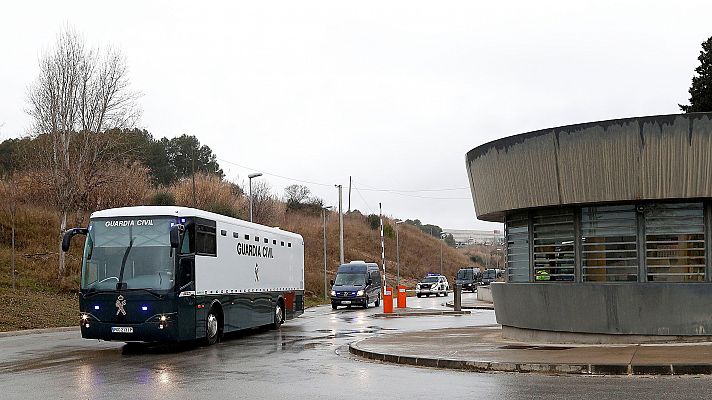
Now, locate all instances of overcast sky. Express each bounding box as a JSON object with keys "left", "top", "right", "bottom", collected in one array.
[{"left": 1, "top": 1, "right": 710, "bottom": 230}]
